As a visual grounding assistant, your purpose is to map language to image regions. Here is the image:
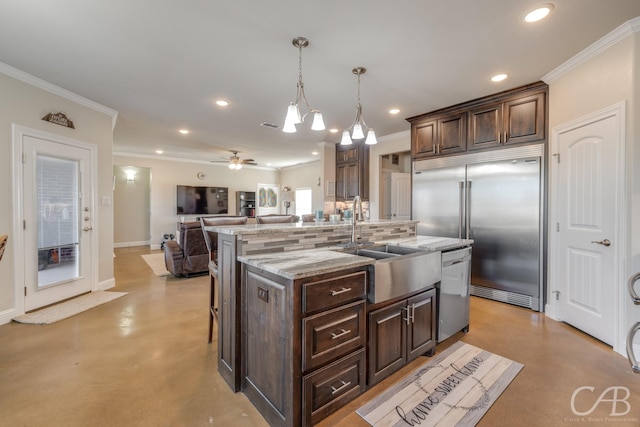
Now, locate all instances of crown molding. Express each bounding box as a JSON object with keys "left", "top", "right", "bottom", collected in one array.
[
  {"left": 0, "top": 61, "right": 119, "bottom": 129},
  {"left": 542, "top": 16, "right": 640, "bottom": 84},
  {"left": 112, "top": 151, "right": 277, "bottom": 170}
]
